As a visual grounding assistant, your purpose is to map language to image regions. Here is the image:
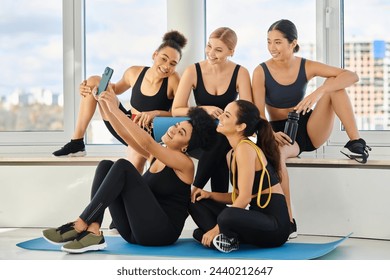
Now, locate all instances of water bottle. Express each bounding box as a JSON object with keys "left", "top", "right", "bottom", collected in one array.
[{"left": 284, "top": 111, "right": 299, "bottom": 144}]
